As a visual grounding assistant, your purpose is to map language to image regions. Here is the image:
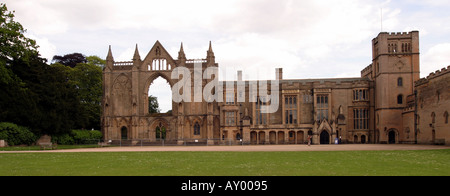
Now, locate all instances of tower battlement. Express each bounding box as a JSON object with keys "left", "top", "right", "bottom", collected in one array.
[
  {"left": 372, "top": 31, "right": 418, "bottom": 43},
  {"left": 387, "top": 31, "right": 415, "bottom": 36}
]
